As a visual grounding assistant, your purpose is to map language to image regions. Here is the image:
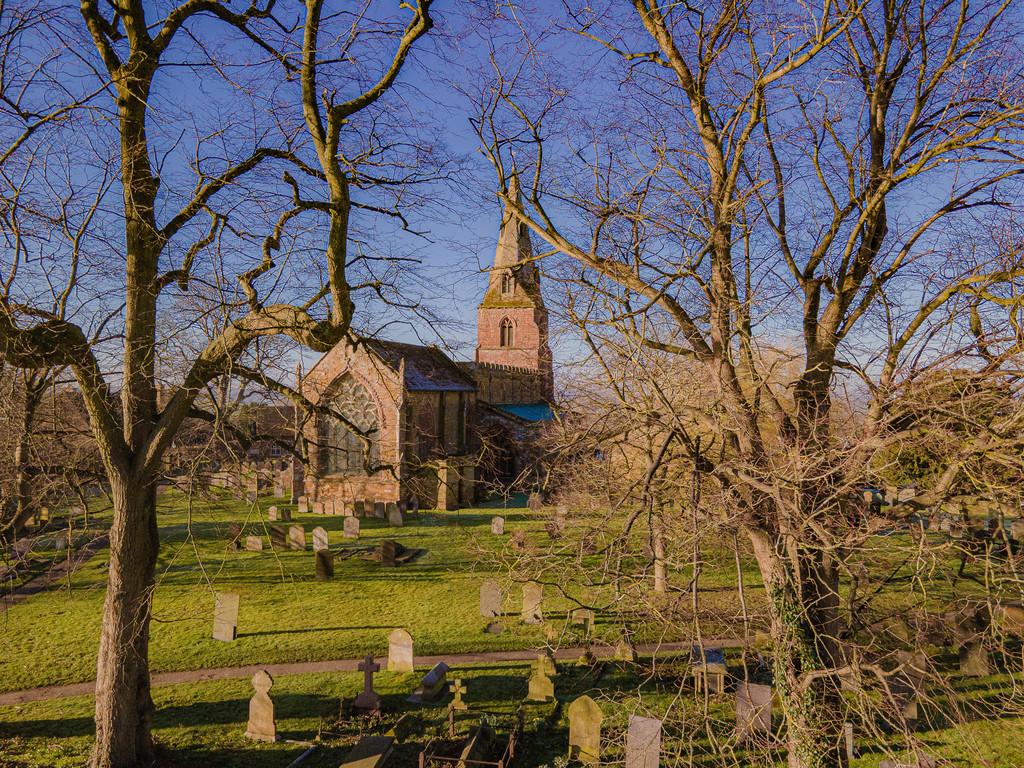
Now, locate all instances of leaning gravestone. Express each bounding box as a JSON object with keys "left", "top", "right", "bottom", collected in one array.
[
  {"left": 340, "top": 735, "right": 394, "bottom": 768},
  {"left": 312, "top": 526, "right": 329, "bottom": 552},
  {"left": 245, "top": 535, "right": 263, "bottom": 552},
  {"left": 288, "top": 525, "right": 306, "bottom": 550},
  {"left": 245, "top": 670, "right": 277, "bottom": 742},
  {"left": 735, "top": 682, "right": 772, "bottom": 741},
  {"left": 212, "top": 592, "right": 239, "bottom": 642},
  {"left": 387, "top": 502, "right": 403, "bottom": 527},
  {"left": 315, "top": 549, "right": 334, "bottom": 580},
  {"left": 408, "top": 662, "right": 449, "bottom": 704},
  {"left": 269, "top": 525, "right": 287, "bottom": 551},
  {"left": 626, "top": 715, "right": 662, "bottom": 768},
  {"left": 491, "top": 516, "right": 505, "bottom": 535},
  {"left": 521, "top": 582, "right": 543, "bottom": 624},
  {"left": 388, "top": 628, "right": 414, "bottom": 673},
  {"left": 480, "top": 579, "right": 502, "bottom": 618},
  {"left": 344, "top": 516, "right": 360, "bottom": 539},
  {"left": 568, "top": 695, "right": 602, "bottom": 764},
  {"left": 379, "top": 539, "right": 397, "bottom": 567}
]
